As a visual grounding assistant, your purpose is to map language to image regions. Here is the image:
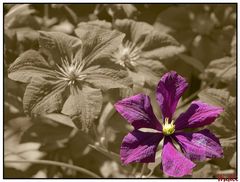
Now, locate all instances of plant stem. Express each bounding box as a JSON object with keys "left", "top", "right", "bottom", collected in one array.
[
  {"left": 146, "top": 170, "right": 154, "bottom": 178},
  {"left": 131, "top": 163, "right": 139, "bottom": 176},
  {"left": 43, "top": 4, "right": 48, "bottom": 27},
  {"left": 5, "top": 159, "right": 101, "bottom": 178},
  {"left": 139, "top": 163, "right": 147, "bottom": 178},
  {"left": 177, "top": 61, "right": 236, "bottom": 109}
]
